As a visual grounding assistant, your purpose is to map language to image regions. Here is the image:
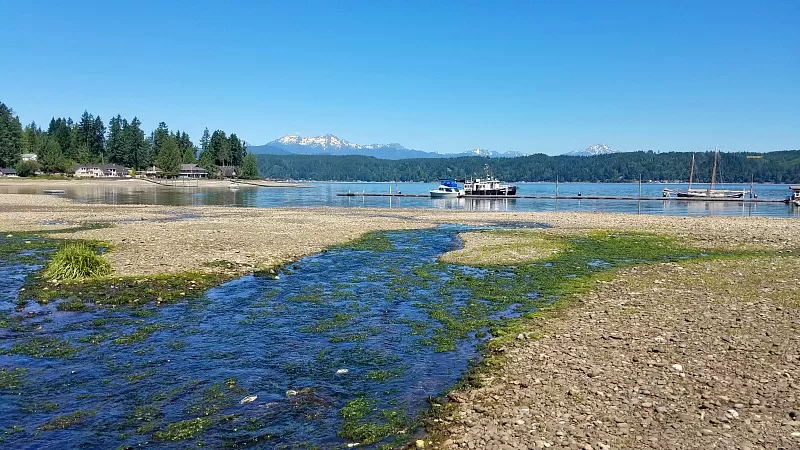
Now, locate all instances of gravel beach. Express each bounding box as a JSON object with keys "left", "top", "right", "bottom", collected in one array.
[{"left": 2, "top": 192, "right": 799, "bottom": 449}]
